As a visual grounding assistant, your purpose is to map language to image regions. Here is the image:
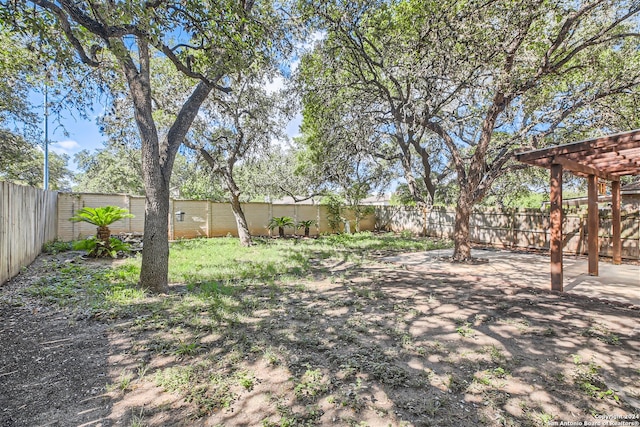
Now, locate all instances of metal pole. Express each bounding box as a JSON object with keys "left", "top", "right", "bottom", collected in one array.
[{"left": 43, "top": 84, "right": 49, "bottom": 190}]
